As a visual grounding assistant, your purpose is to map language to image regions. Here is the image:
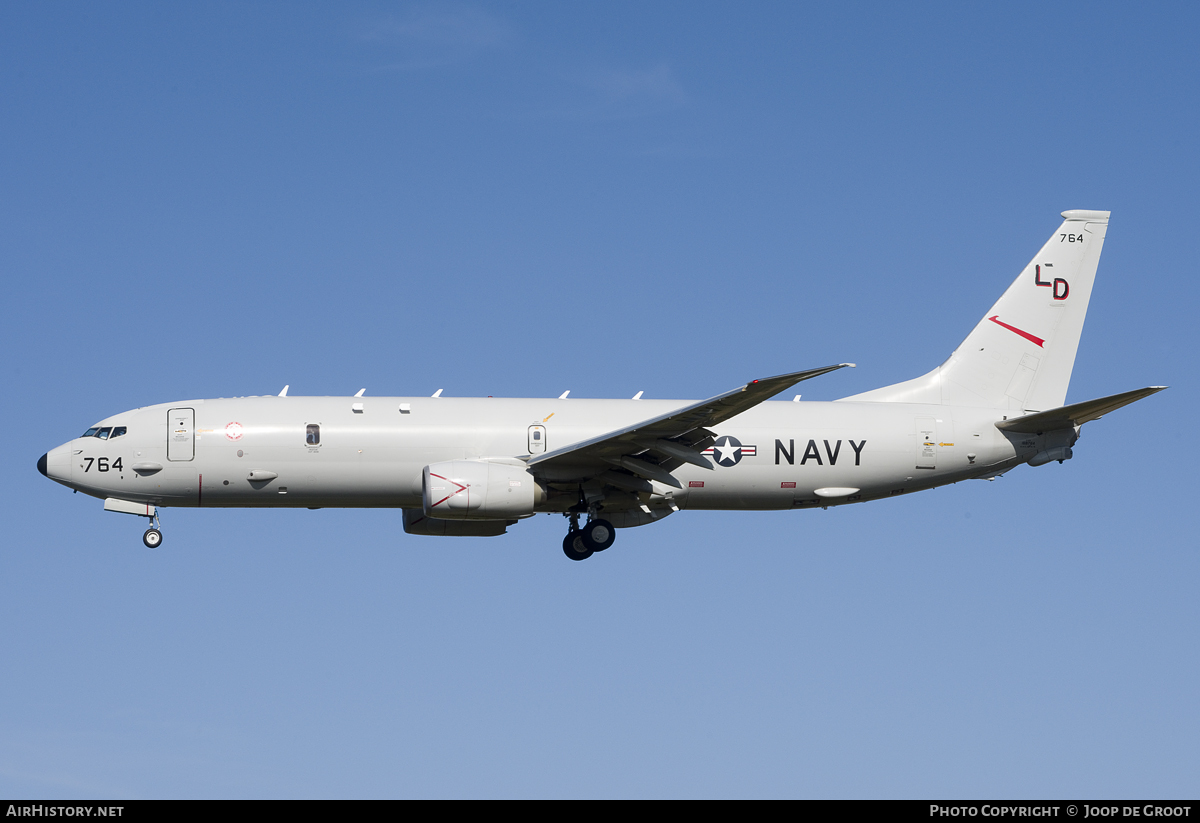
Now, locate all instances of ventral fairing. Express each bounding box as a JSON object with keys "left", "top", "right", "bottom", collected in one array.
[{"left": 38, "top": 210, "right": 1165, "bottom": 559}]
